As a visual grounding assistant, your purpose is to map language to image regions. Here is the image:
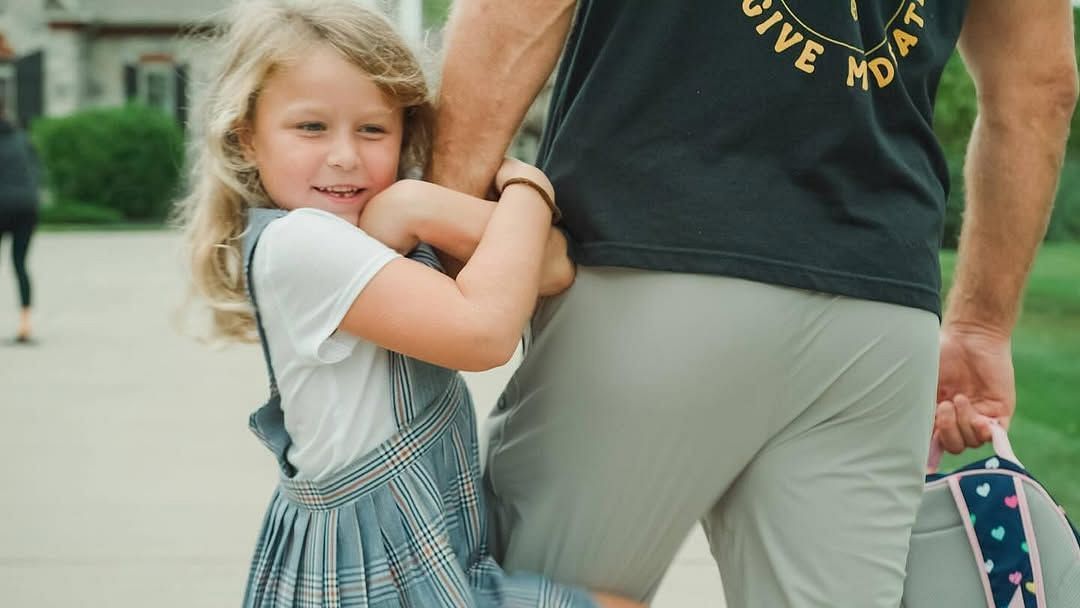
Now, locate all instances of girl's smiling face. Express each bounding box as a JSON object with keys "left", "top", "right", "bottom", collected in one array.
[{"left": 246, "top": 44, "right": 404, "bottom": 225}]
